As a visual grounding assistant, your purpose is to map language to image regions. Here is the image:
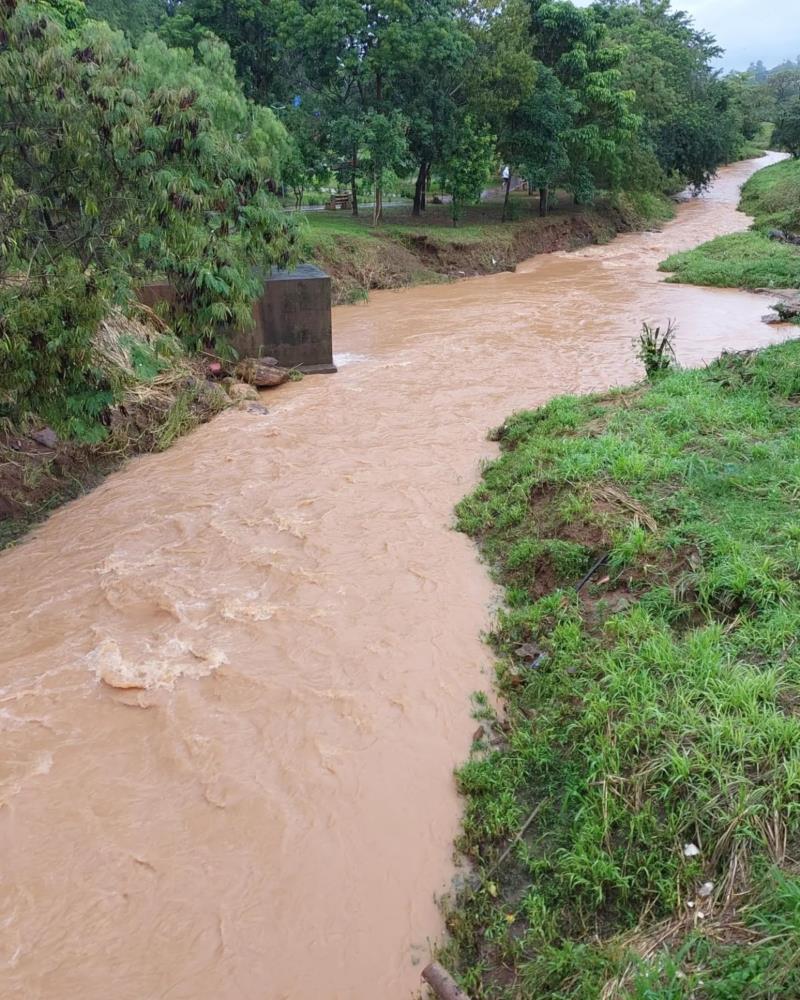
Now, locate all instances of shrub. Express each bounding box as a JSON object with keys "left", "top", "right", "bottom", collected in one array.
[
  {"left": 0, "top": 1, "right": 296, "bottom": 437},
  {"left": 636, "top": 320, "right": 677, "bottom": 378}
]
